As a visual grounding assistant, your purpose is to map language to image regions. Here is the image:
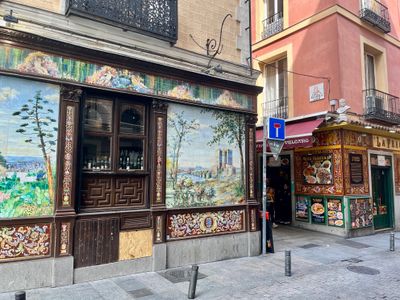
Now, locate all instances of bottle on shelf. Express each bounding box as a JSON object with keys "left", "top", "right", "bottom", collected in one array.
[{"left": 126, "top": 155, "right": 130, "bottom": 170}]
